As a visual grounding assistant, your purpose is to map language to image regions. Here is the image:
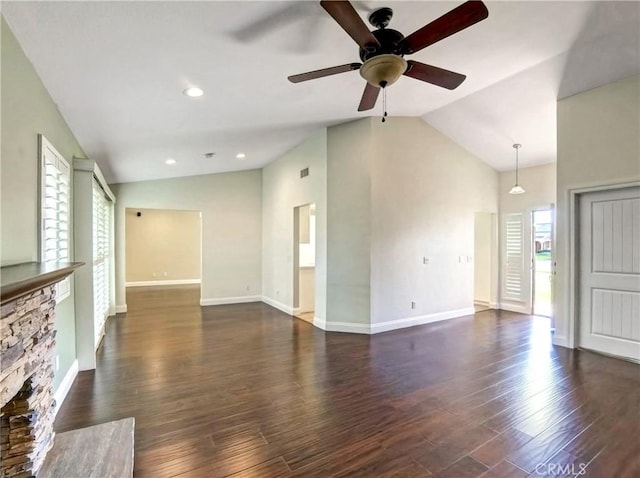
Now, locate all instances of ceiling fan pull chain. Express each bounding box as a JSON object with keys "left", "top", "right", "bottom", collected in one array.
[{"left": 381, "top": 82, "right": 388, "bottom": 123}]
